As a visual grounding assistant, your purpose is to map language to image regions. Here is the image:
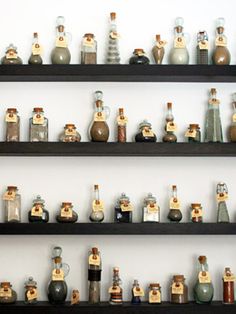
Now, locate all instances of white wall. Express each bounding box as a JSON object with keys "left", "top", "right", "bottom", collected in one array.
[{"left": 0, "top": 0, "right": 236, "bottom": 303}]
